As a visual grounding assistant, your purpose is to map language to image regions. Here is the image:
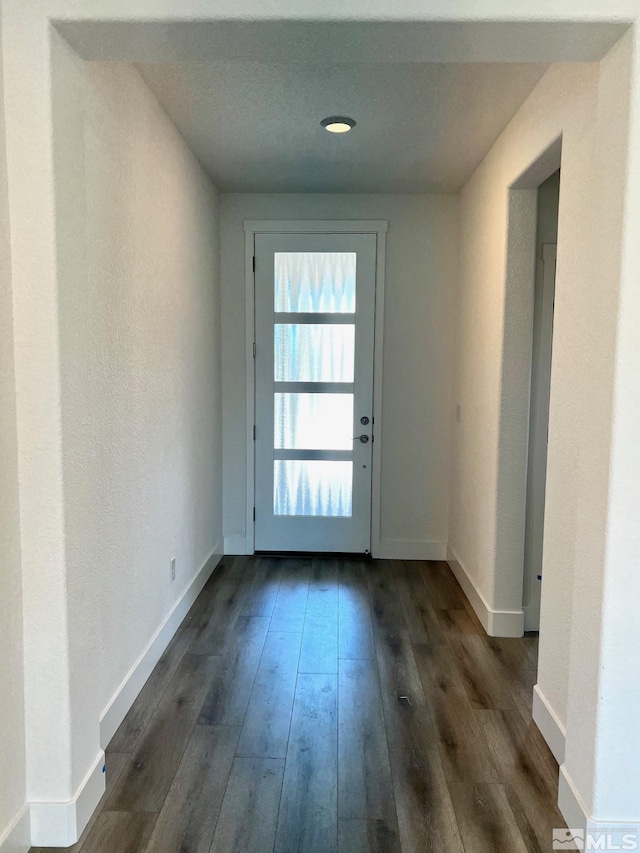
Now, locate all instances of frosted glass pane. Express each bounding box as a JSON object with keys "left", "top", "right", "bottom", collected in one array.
[
  {"left": 274, "top": 324, "right": 355, "bottom": 382},
  {"left": 275, "top": 252, "right": 356, "bottom": 313},
  {"left": 274, "top": 460, "right": 352, "bottom": 517},
  {"left": 275, "top": 393, "right": 353, "bottom": 450}
]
